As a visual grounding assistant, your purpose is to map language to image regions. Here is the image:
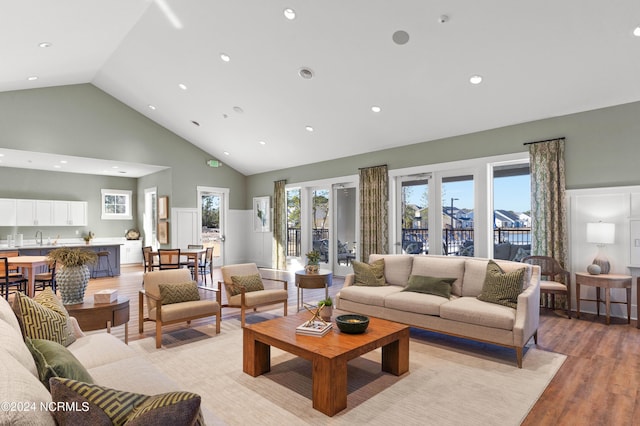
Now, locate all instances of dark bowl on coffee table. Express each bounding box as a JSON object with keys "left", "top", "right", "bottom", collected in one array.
[{"left": 335, "top": 314, "right": 369, "bottom": 334}]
